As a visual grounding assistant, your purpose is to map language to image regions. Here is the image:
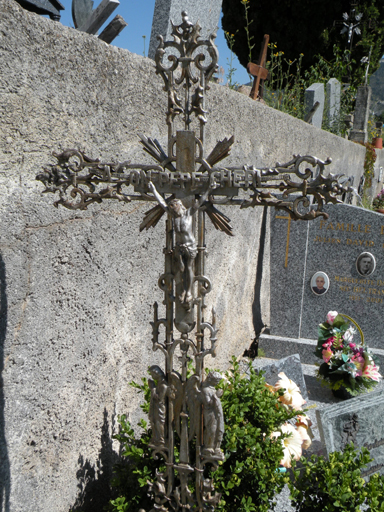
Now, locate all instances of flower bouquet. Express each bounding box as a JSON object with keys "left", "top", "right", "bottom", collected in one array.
[
  {"left": 373, "top": 189, "right": 384, "bottom": 212},
  {"left": 315, "top": 311, "right": 382, "bottom": 397}
]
